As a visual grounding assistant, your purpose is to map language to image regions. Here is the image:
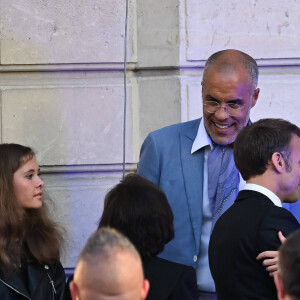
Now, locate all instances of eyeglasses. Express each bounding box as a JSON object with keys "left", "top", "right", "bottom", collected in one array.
[{"left": 203, "top": 101, "right": 243, "bottom": 116}]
